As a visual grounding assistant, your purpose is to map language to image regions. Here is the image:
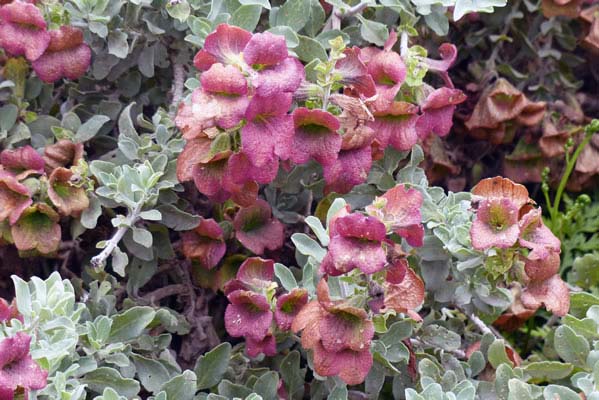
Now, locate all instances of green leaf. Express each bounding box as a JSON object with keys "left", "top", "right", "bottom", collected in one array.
[
  {"left": 304, "top": 0, "right": 325, "bottom": 37},
  {"left": 111, "top": 246, "right": 129, "bottom": 277},
  {"left": 488, "top": 340, "right": 514, "bottom": 369},
  {"left": 421, "top": 325, "right": 461, "bottom": 352},
  {"left": 83, "top": 367, "right": 141, "bottom": 398},
  {"left": 356, "top": 16, "right": 388, "bottom": 46},
  {"left": 253, "top": 371, "right": 278, "bottom": 400},
  {"left": 522, "top": 361, "right": 574, "bottom": 381},
  {"left": 140, "top": 210, "right": 162, "bottom": 221},
  {"left": 274, "top": 0, "right": 311, "bottom": 31},
  {"left": 294, "top": 35, "right": 327, "bottom": 63},
  {"left": 274, "top": 263, "right": 298, "bottom": 291},
  {"left": 156, "top": 205, "right": 200, "bottom": 231},
  {"left": 230, "top": 5, "right": 262, "bottom": 31},
  {"left": 239, "top": 0, "right": 270, "bottom": 9},
  {"left": 268, "top": 26, "right": 300, "bottom": 48},
  {"left": 109, "top": 306, "right": 156, "bottom": 342},
  {"left": 570, "top": 292, "right": 599, "bottom": 318},
  {"left": 133, "top": 227, "right": 153, "bottom": 248},
  {"left": 543, "top": 385, "right": 580, "bottom": 400},
  {"left": 304, "top": 216, "right": 329, "bottom": 246},
  {"left": 195, "top": 342, "right": 231, "bottom": 390},
  {"left": 160, "top": 370, "right": 197, "bottom": 400},
  {"left": 75, "top": 115, "right": 110, "bottom": 142},
  {"left": 453, "top": 0, "right": 507, "bottom": 20},
  {"left": 132, "top": 355, "right": 172, "bottom": 394},
  {"left": 107, "top": 30, "right": 129, "bottom": 58},
  {"left": 554, "top": 325, "right": 590, "bottom": 366},
  {"left": 0, "top": 104, "right": 18, "bottom": 132},
  {"left": 291, "top": 233, "right": 326, "bottom": 262},
  {"left": 166, "top": 0, "right": 191, "bottom": 22},
  {"left": 280, "top": 351, "right": 305, "bottom": 400}
]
